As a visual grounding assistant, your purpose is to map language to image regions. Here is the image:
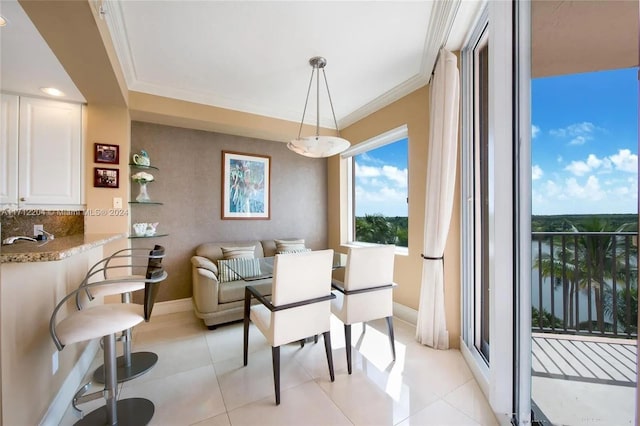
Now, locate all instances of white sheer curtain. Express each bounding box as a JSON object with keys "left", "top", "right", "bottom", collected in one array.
[{"left": 416, "top": 49, "right": 460, "bottom": 349}]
